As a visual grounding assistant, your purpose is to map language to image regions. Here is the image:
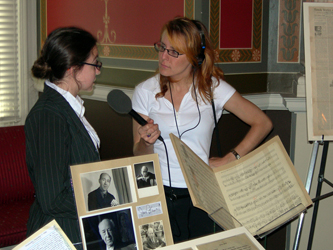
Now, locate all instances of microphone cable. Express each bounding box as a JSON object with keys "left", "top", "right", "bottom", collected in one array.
[
  {"left": 162, "top": 140, "right": 172, "bottom": 189},
  {"left": 166, "top": 68, "right": 202, "bottom": 240},
  {"left": 169, "top": 69, "right": 201, "bottom": 140},
  {"left": 160, "top": 133, "right": 183, "bottom": 238}
]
